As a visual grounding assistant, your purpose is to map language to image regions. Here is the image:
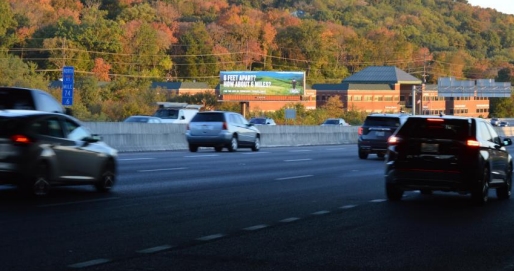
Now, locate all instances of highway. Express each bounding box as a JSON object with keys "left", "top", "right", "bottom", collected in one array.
[{"left": 1, "top": 145, "right": 514, "bottom": 271}]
